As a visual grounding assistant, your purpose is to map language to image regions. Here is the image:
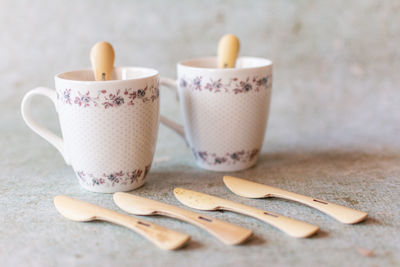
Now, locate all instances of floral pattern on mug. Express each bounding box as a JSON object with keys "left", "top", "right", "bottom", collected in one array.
[
  {"left": 56, "top": 83, "right": 159, "bottom": 108},
  {"left": 192, "top": 148, "right": 259, "bottom": 166},
  {"left": 204, "top": 78, "right": 223, "bottom": 92},
  {"left": 58, "top": 88, "right": 72, "bottom": 104},
  {"left": 74, "top": 91, "right": 98, "bottom": 107},
  {"left": 179, "top": 75, "right": 269, "bottom": 94},
  {"left": 76, "top": 164, "right": 151, "bottom": 187}
]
